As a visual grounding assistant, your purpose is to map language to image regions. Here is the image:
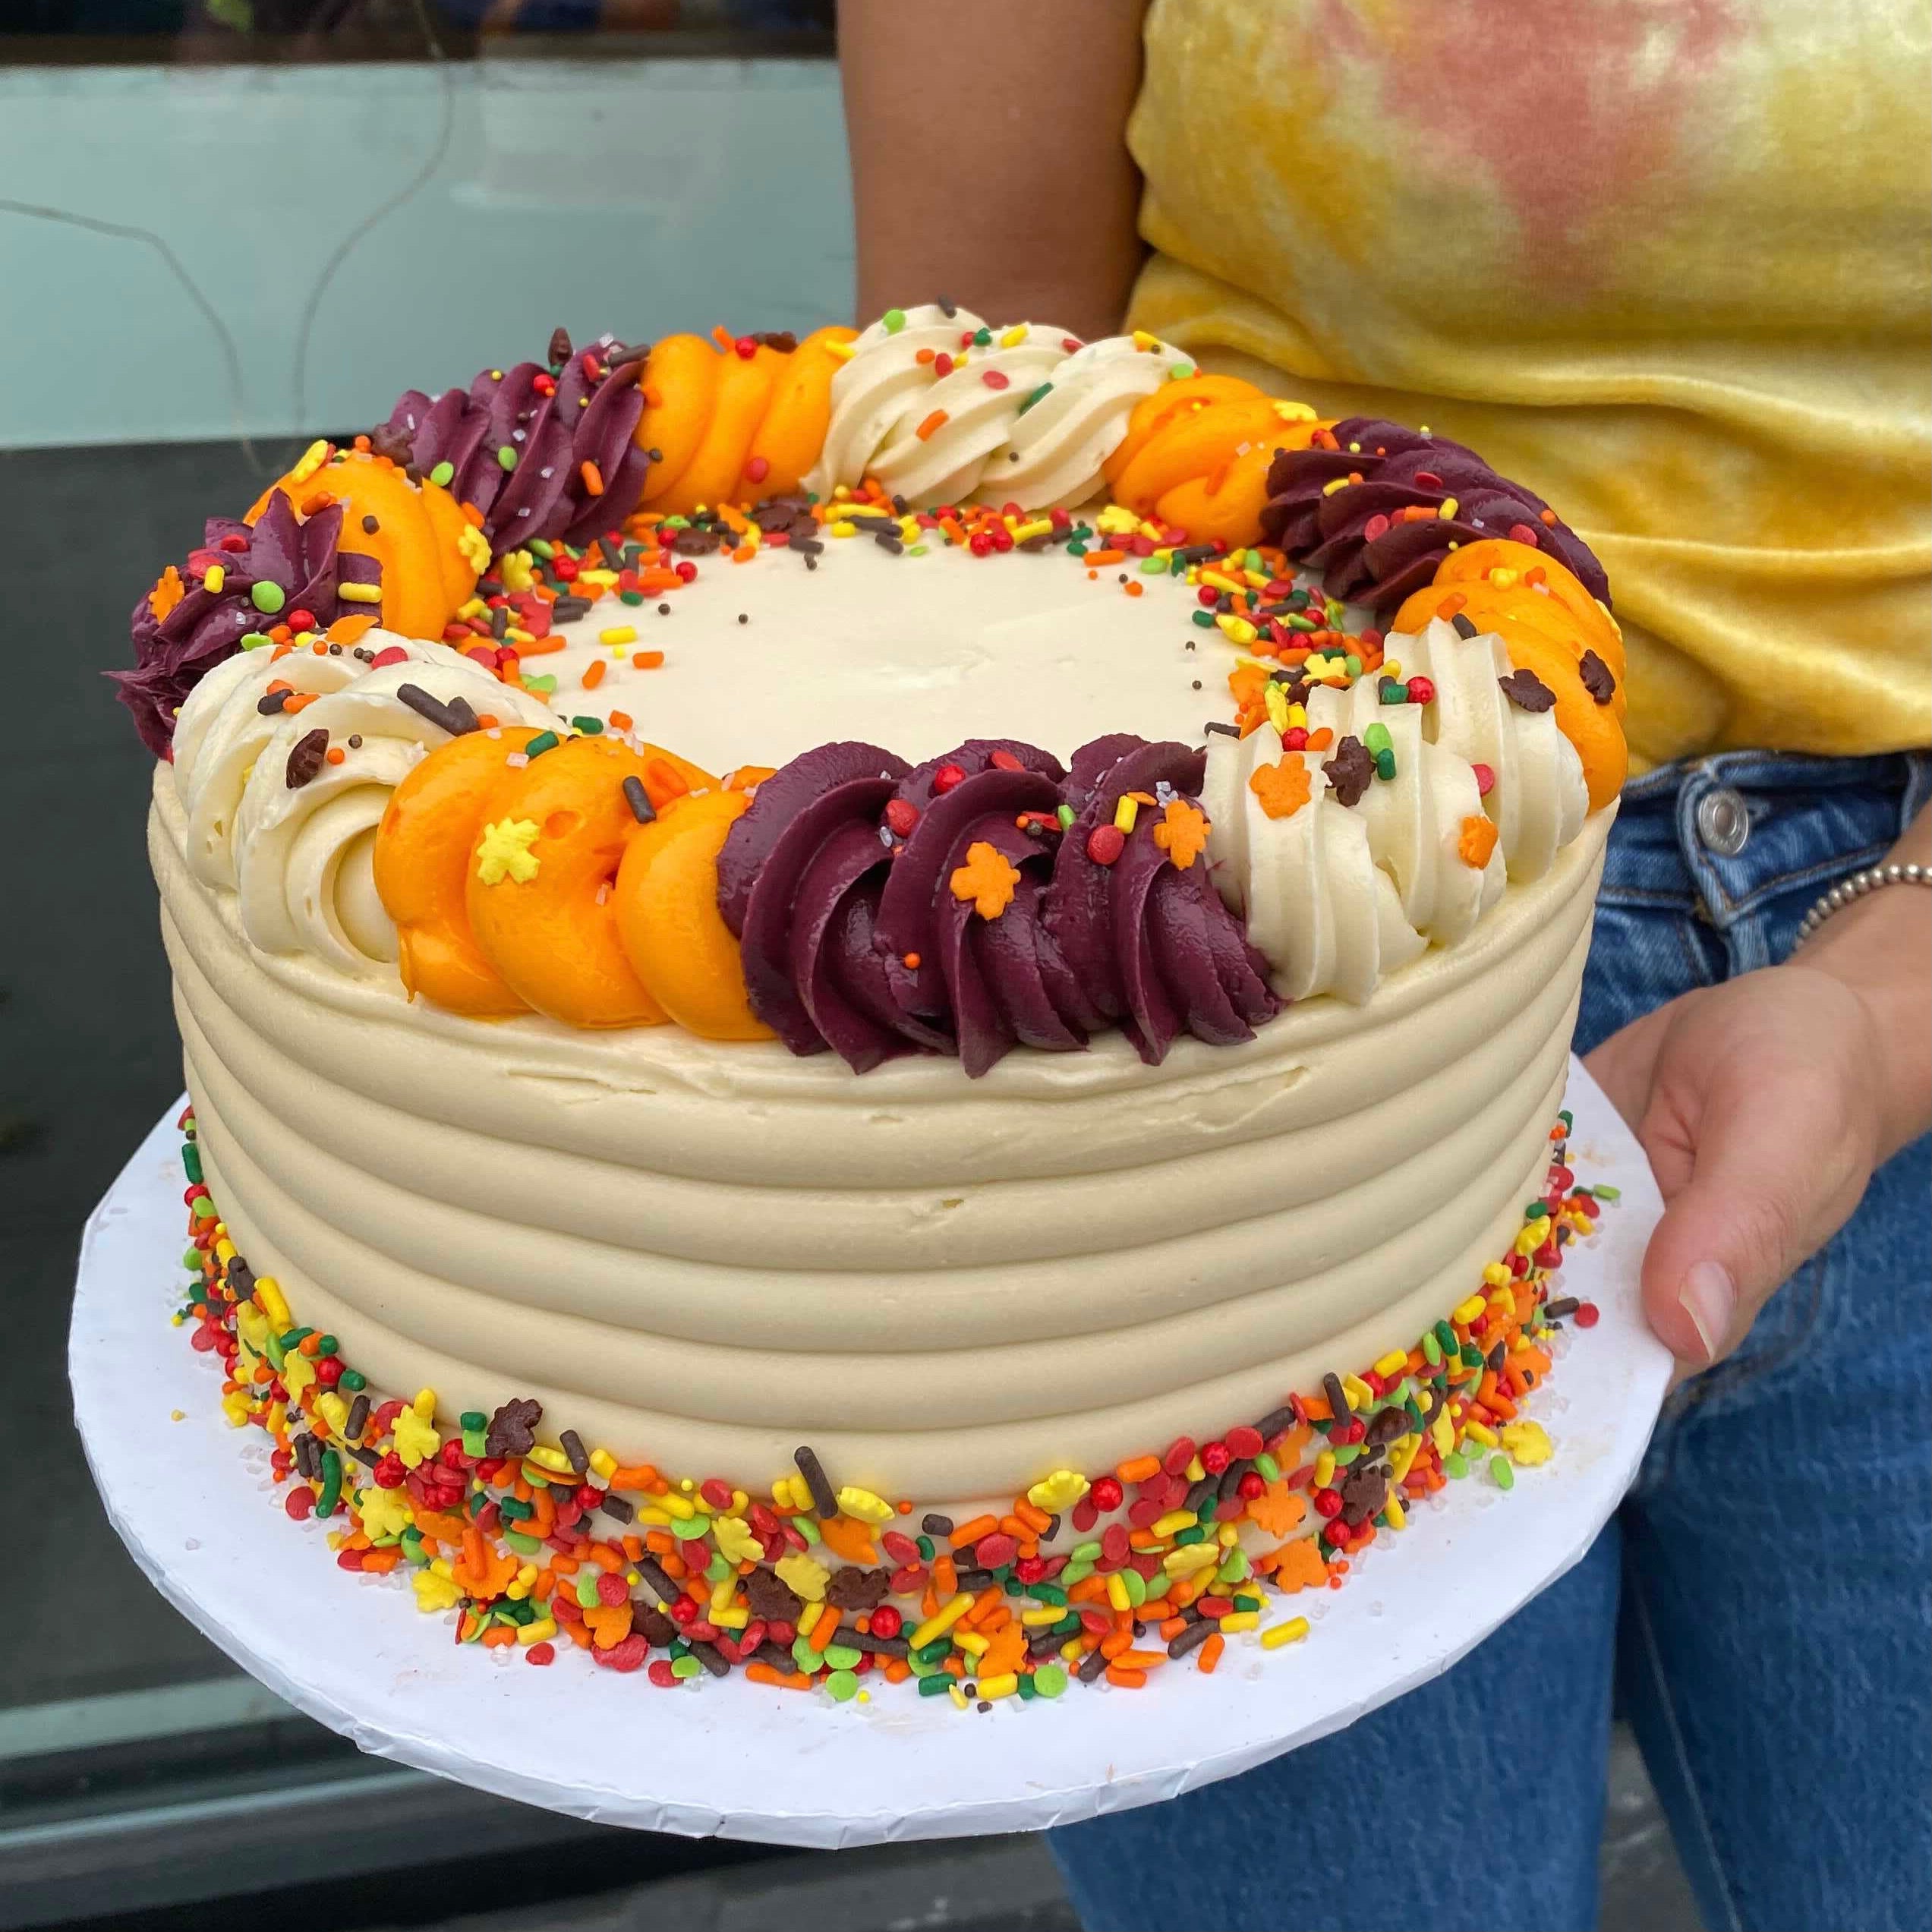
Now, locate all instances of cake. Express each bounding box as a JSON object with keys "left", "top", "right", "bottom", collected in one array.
[{"left": 125, "top": 308, "right": 1625, "bottom": 1701}]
